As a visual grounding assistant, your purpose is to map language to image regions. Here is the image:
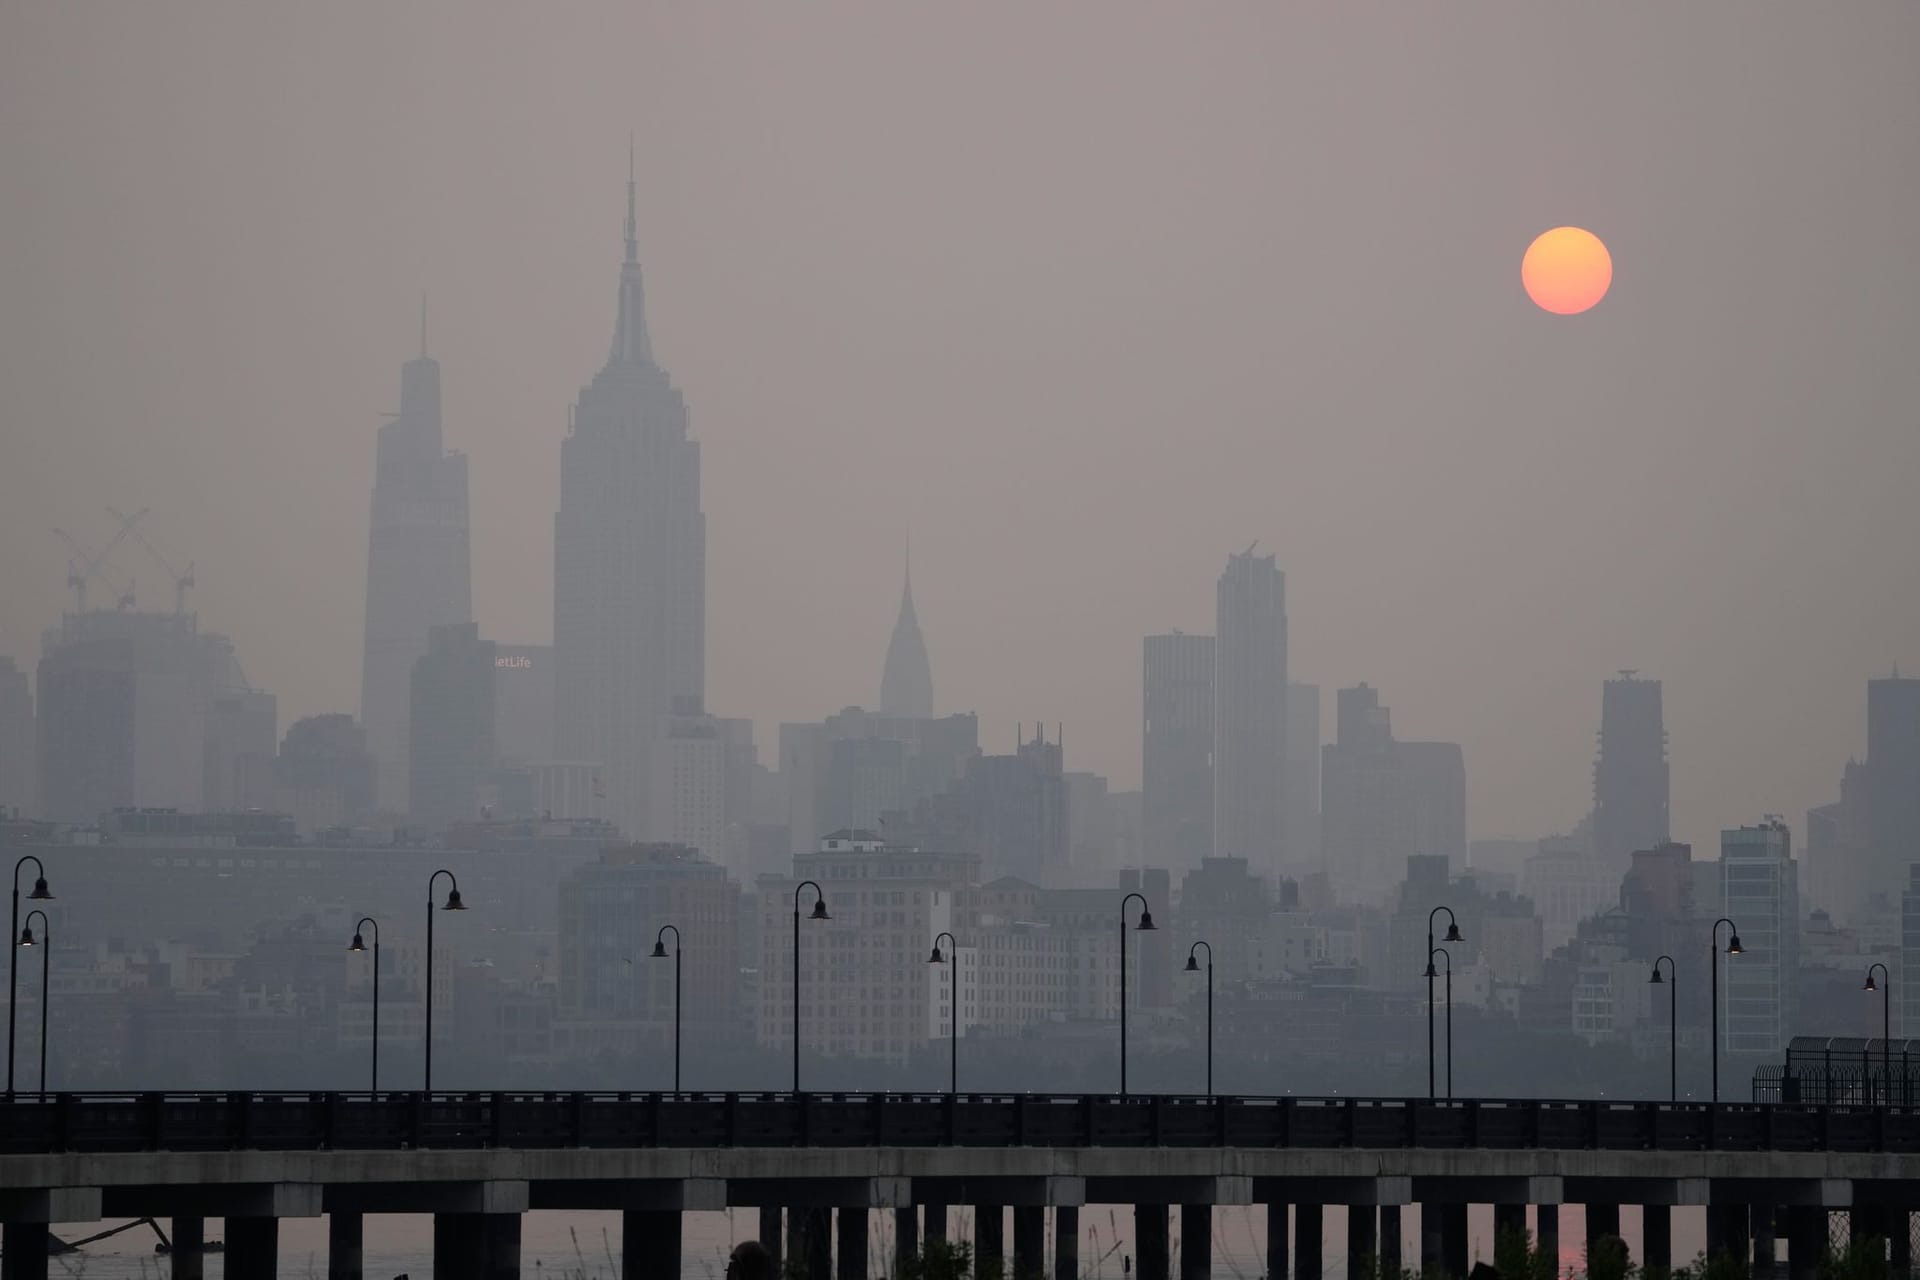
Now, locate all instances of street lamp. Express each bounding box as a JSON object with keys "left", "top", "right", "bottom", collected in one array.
[
  {"left": 1118, "top": 892, "right": 1156, "bottom": 1096},
  {"left": 1649, "top": 956, "right": 1676, "bottom": 1103},
  {"left": 1184, "top": 941, "right": 1214, "bottom": 1097},
  {"left": 1865, "top": 963, "right": 1891, "bottom": 1105},
  {"left": 18, "top": 911, "right": 50, "bottom": 1096},
  {"left": 928, "top": 931, "right": 958, "bottom": 1095},
  {"left": 1423, "top": 947, "right": 1454, "bottom": 1099},
  {"left": 650, "top": 925, "right": 682, "bottom": 1093},
  {"left": 348, "top": 918, "right": 380, "bottom": 1093},
  {"left": 1708, "top": 917, "right": 1742, "bottom": 1103},
  {"left": 1425, "top": 906, "right": 1462, "bottom": 1101},
  {"left": 792, "top": 880, "right": 829, "bottom": 1094},
  {"left": 8, "top": 856, "right": 52, "bottom": 1096},
  {"left": 424, "top": 870, "right": 466, "bottom": 1092}
]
